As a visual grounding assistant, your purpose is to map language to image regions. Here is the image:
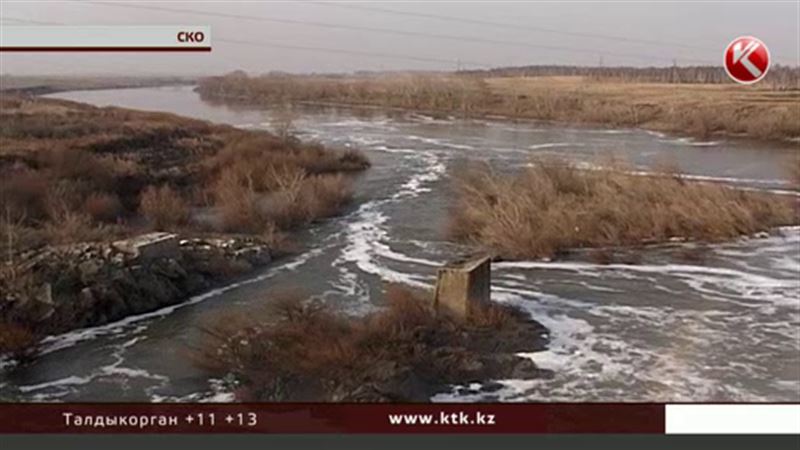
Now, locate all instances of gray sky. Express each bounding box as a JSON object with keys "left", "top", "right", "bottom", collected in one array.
[{"left": 1, "top": 1, "right": 798, "bottom": 75}]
